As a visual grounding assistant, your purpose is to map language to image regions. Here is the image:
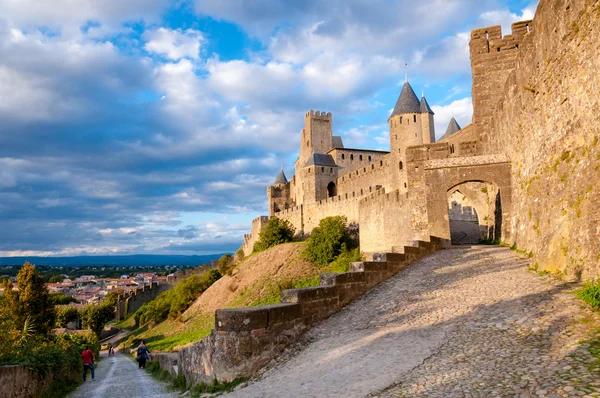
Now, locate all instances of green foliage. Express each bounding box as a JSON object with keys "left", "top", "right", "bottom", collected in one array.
[
  {"left": 15, "top": 262, "right": 56, "bottom": 335},
  {"left": 191, "top": 377, "right": 250, "bottom": 396},
  {"left": 49, "top": 292, "right": 77, "bottom": 305},
  {"left": 304, "top": 216, "right": 354, "bottom": 266},
  {"left": 47, "top": 274, "right": 64, "bottom": 283},
  {"left": 479, "top": 237, "right": 500, "bottom": 245},
  {"left": 576, "top": 280, "right": 600, "bottom": 310},
  {"left": 145, "top": 361, "right": 187, "bottom": 390},
  {"left": 218, "top": 253, "right": 235, "bottom": 276},
  {"left": 236, "top": 248, "right": 244, "bottom": 258},
  {"left": 253, "top": 217, "right": 295, "bottom": 253},
  {"left": 55, "top": 306, "right": 80, "bottom": 328},
  {"left": 103, "top": 288, "right": 124, "bottom": 306},
  {"left": 80, "top": 303, "right": 115, "bottom": 337},
  {"left": 136, "top": 270, "right": 222, "bottom": 326}
]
